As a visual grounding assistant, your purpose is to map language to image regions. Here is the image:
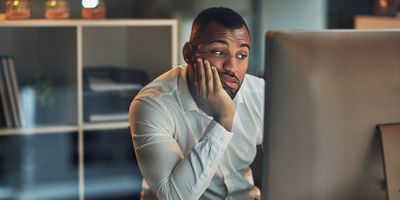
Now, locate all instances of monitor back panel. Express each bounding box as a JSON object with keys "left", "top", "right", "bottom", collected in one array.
[{"left": 262, "top": 30, "right": 400, "bottom": 200}]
